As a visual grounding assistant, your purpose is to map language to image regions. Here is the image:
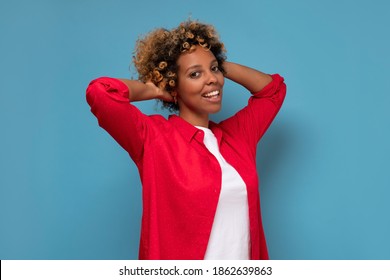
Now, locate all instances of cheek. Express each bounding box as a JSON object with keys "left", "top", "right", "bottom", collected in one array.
[
  {"left": 177, "top": 79, "right": 203, "bottom": 95},
  {"left": 219, "top": 76, "right": 225, "bottom": 86},
  {"left": 214, "top": 71, "right": 225, "bottom": 86}
]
